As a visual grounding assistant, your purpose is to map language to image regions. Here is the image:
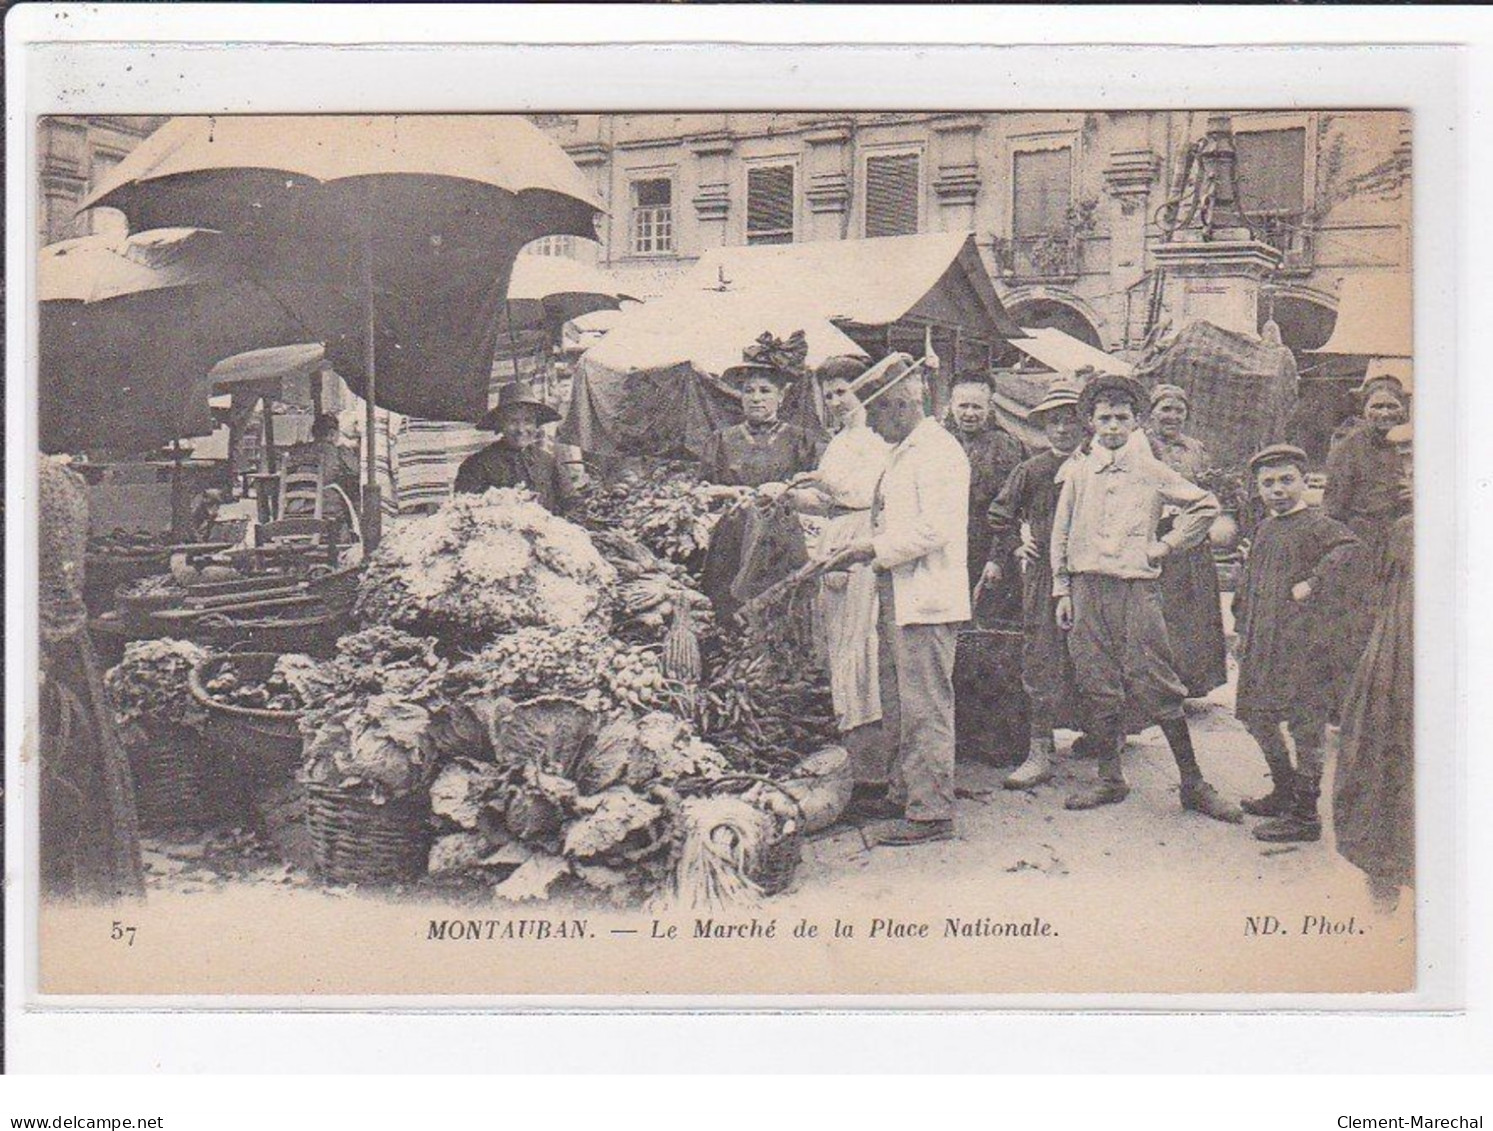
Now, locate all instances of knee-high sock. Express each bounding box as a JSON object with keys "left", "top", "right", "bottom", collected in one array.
[{"left": 1158, "top": 717, "right": 1202, "bottom": 784}]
